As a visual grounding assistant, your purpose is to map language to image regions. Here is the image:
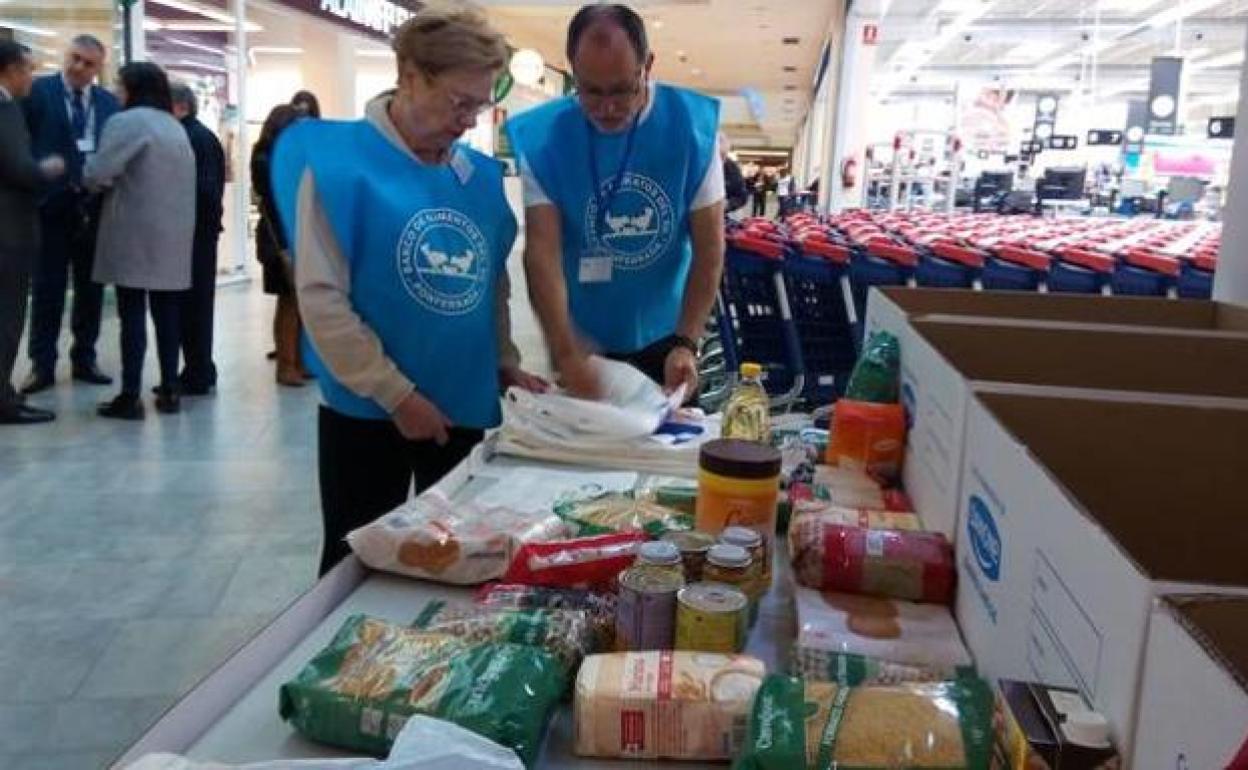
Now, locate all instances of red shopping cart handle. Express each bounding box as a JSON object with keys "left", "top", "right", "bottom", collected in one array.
[
  {"left": 866, "top": 241, "right": 919, "bottom": 267},
  {"left": 930, "top": 241, "right": 986, "bottom": 269},
  {"left": 802, "top": 240, "right": 851, "bottom": 264},
  {"left": 993, "top": 245, "right": 1052, "bottom": 272},
  {"left": 1057, "top": 246, "right": 1115, "bottom": 274},
  {"left": 1192, "top": 253, "right": 1219, "bottom": 272},
  {"left": 729, "top": 233, "right": 786, "bottom": 259},
  {"left": 1123, "top": 249, "right": 1181, "bottom": 278}
]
